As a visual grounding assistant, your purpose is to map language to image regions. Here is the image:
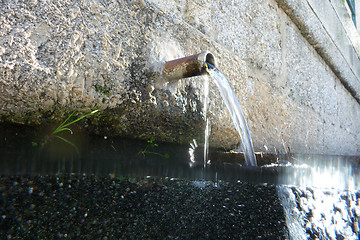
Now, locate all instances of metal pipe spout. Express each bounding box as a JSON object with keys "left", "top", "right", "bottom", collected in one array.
[{"left": 163, "top": 51, "right": 217, "bottom": 81}]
